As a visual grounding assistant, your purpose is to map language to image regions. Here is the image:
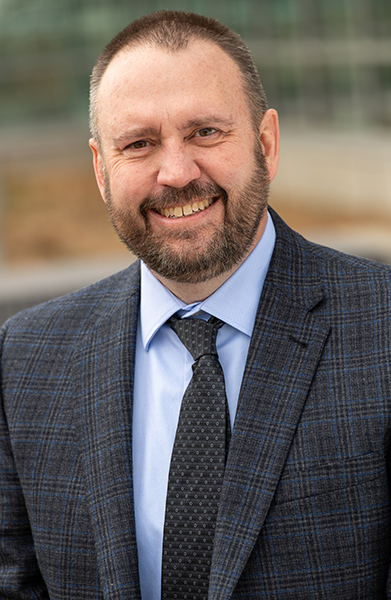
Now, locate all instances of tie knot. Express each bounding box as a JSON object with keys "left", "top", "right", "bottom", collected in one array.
[{"left": 168, "top": 315, "right": 224, "bottom": 361}]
